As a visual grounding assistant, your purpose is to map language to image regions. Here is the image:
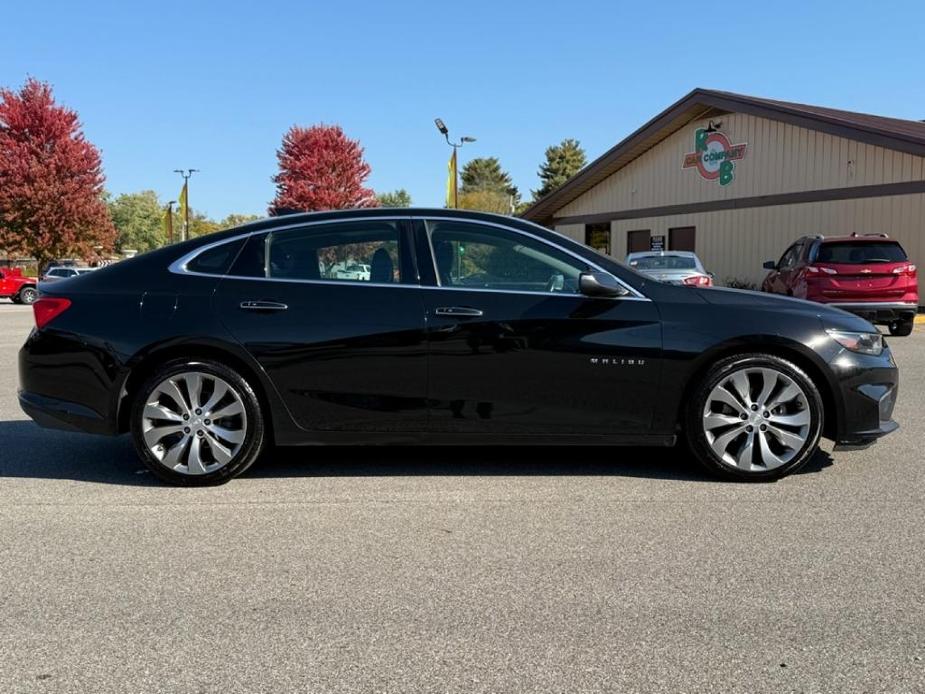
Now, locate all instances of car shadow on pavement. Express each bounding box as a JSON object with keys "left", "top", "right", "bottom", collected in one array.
[{"left": 0, "top": 419, "right": 834, "bottom": 486}]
